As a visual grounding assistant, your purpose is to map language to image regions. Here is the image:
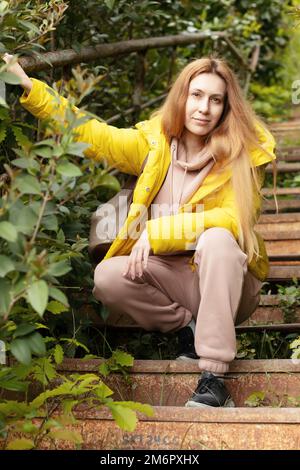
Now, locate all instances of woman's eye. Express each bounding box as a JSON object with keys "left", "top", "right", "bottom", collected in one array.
[
  {"left": 211, "top": 97, "right": 221, "bottom": 103},
  {"left": 192, "top": 92, "right": 200, "bottom": 97}
]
